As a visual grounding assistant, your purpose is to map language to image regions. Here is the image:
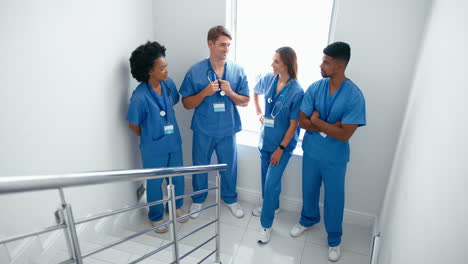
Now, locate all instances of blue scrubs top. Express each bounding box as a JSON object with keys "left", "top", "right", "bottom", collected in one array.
[
  {"left": 300, "top": 78, "right": 366, "bottom": 163},
  {"left": 179, "top": 59, "right": 249, "bottom": 137},
  {"left": 126, "top": 77, "right": 182, "bottom": 157},
  {"left": 254, "top": 73, "right": 304, "bottom": 153}
]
